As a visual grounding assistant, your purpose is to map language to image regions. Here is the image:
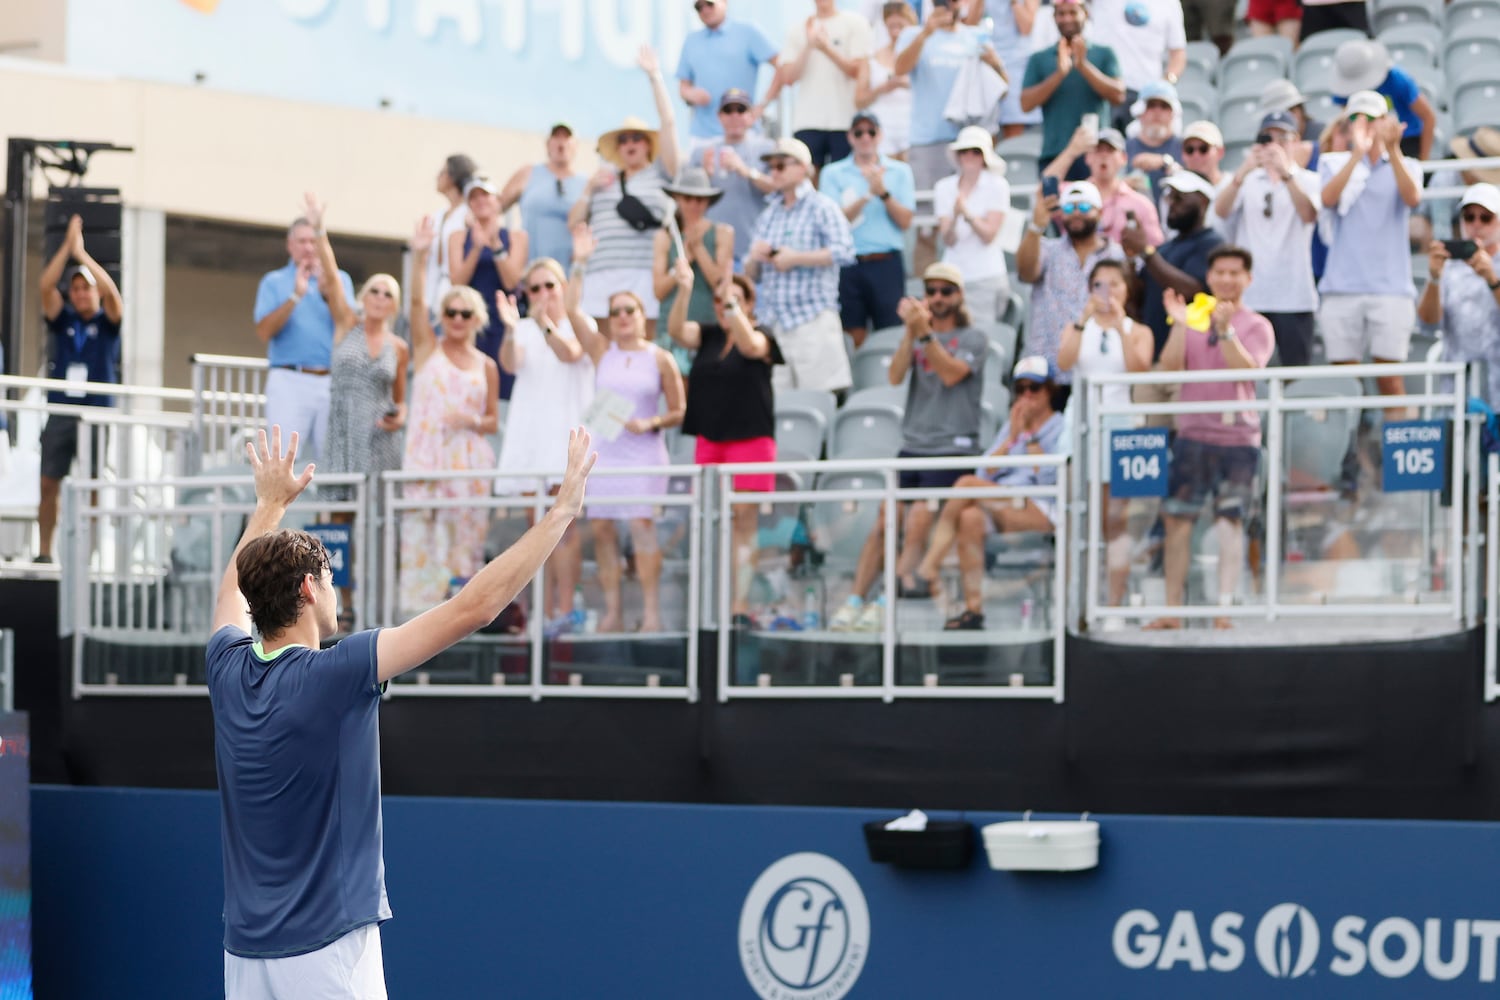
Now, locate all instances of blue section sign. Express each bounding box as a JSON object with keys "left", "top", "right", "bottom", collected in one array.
[
  {"left": 1110, "top": 428, "right": 1169, "bottom": 498},
  {"left": 1382, "top": 420, "right": 1446, "bottom": 493},
  {"left": 305, "top": 524, "right": 351, "bottom": 588}
]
